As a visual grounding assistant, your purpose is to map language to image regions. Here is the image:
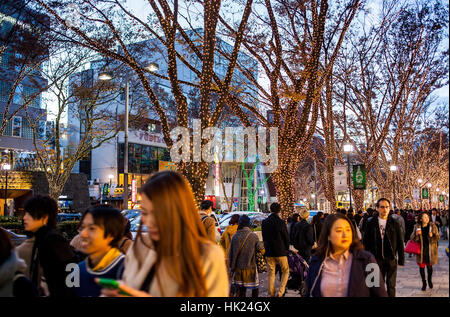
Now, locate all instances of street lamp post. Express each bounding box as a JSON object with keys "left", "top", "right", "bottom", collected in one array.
[
  {"left": 108, "top": 174, "right": 114, "bottom": 197},
  {"left": 390, "top": 165, "right": 397, "bottom": 209},
  {"left": 2, "top": 163, "right": 11, "bottom": 216},
  {"left": 99, "top": 62, "right": 159, "bottom": 210},
  {"left": 418, "top": 178, "right": 423, "bottom": 210},
  {"left": 435, "top": 188, "right": 440, "bottom": 209},
  {"left": 343, "top": 144, "right": 353, "bottom": 210},
  {"left": 427, "top": 183, "right": 432, "bottom": 209}
]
